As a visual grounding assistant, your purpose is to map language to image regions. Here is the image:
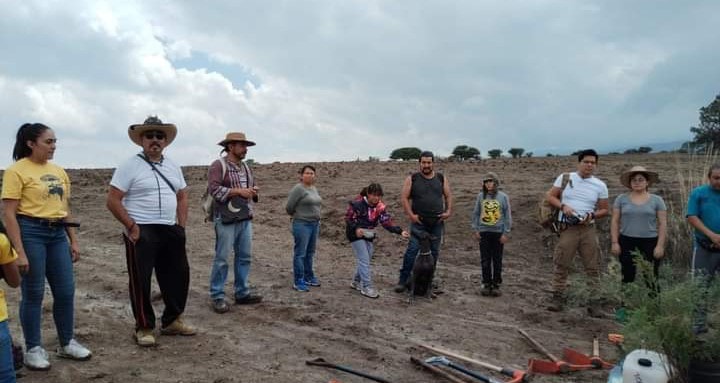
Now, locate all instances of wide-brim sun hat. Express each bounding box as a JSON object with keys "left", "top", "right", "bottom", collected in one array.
[
  {"left": 620, "top": 165, "right": 659, "bottom": 188},
  {"left": 217, "top": 132, "right": 256, "bottom": 147},
  {"left": 128, "top": 116, "right": 177, "bottom": 146}
]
